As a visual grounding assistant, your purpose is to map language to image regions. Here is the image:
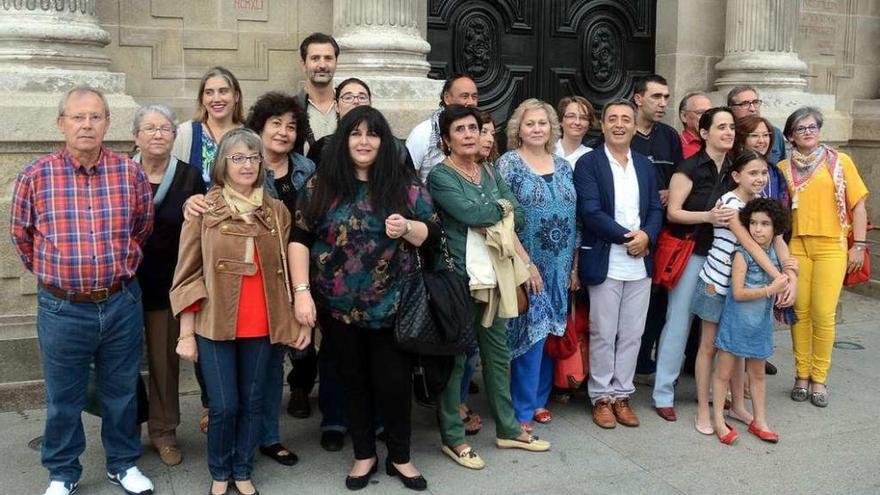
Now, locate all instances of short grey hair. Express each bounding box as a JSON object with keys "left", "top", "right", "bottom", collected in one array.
[
  {"left": 783, "top": 106, "right": 824, "bottom": 140},
  {"left": 678, "top": 91, "right": 708, "bottom": 114},
  {"left": 131, "top": 104, "right": 177, "bottom": 136},
  {"left": 57, "top": 85, "right": 110, "bottom": 118},
  {"left": 726, "top": 85, "right": 758, "bottom": 106},
  {"left": 210, "top": 128, "right": 266, "bottom": 188},
  {"left": 505, "top": 98, "right": 560, "bottom": 154}
]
